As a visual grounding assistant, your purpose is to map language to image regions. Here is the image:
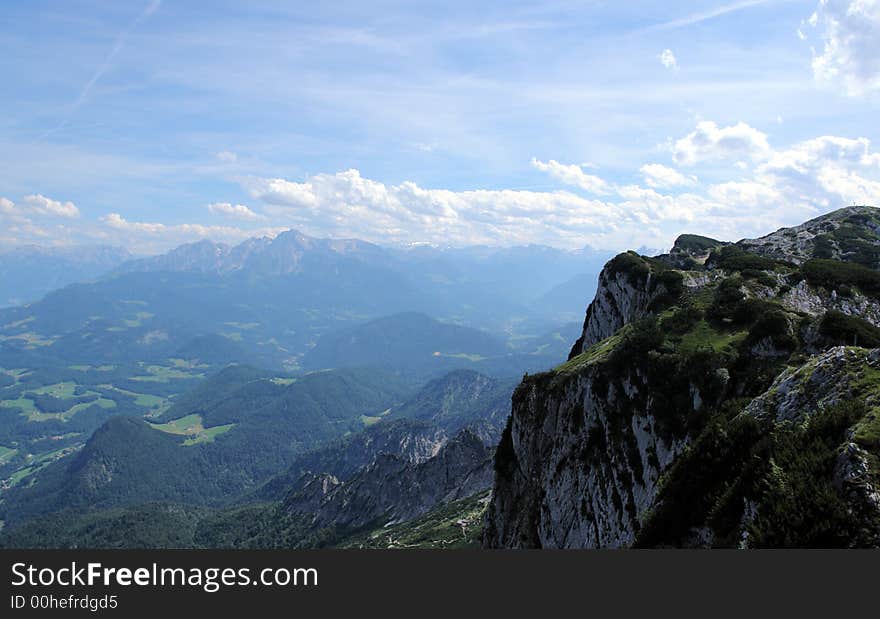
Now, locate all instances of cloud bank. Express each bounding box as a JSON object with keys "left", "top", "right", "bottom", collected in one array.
[{"left": 4, "top": 121, "right": 880, "bottom": 254}]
